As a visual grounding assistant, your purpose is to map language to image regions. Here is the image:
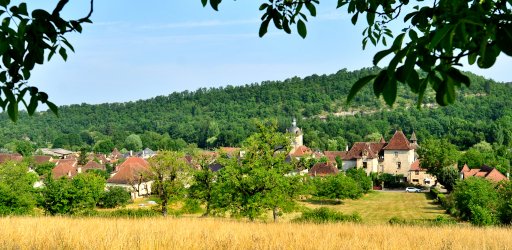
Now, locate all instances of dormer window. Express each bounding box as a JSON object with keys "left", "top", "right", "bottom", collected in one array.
[{"left": 362, "top": 150, "right": 368, "bottom": 157}]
